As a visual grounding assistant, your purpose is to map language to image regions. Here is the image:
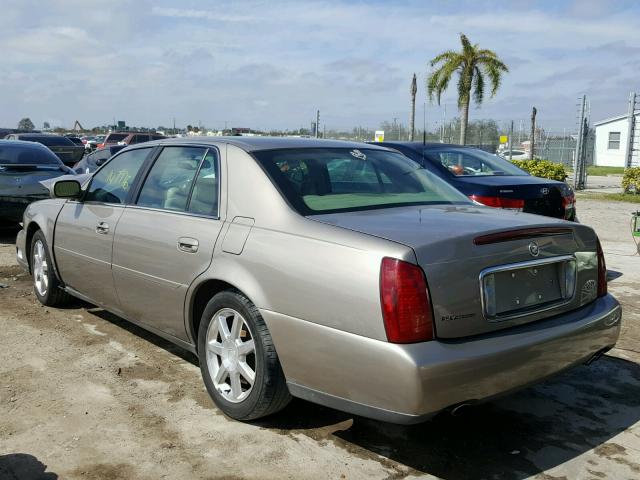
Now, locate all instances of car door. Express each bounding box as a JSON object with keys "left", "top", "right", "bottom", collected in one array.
[
  {"left": 112, "top": 145, "right": 224, "bottom": 340},
  {"left": 54, "top": 147, "right": 153, "bottom": 308}
]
